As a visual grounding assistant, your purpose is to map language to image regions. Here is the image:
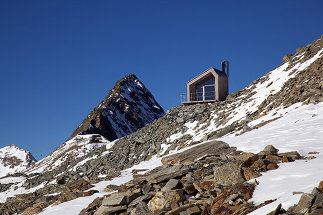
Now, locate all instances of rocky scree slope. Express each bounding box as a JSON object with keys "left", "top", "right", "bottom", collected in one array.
[
  {"left": 0, "top": 35, "right": 323, "bottom": 214},
  {"left": 0, "top": 144, "right": 36, "bottom": 178}
]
